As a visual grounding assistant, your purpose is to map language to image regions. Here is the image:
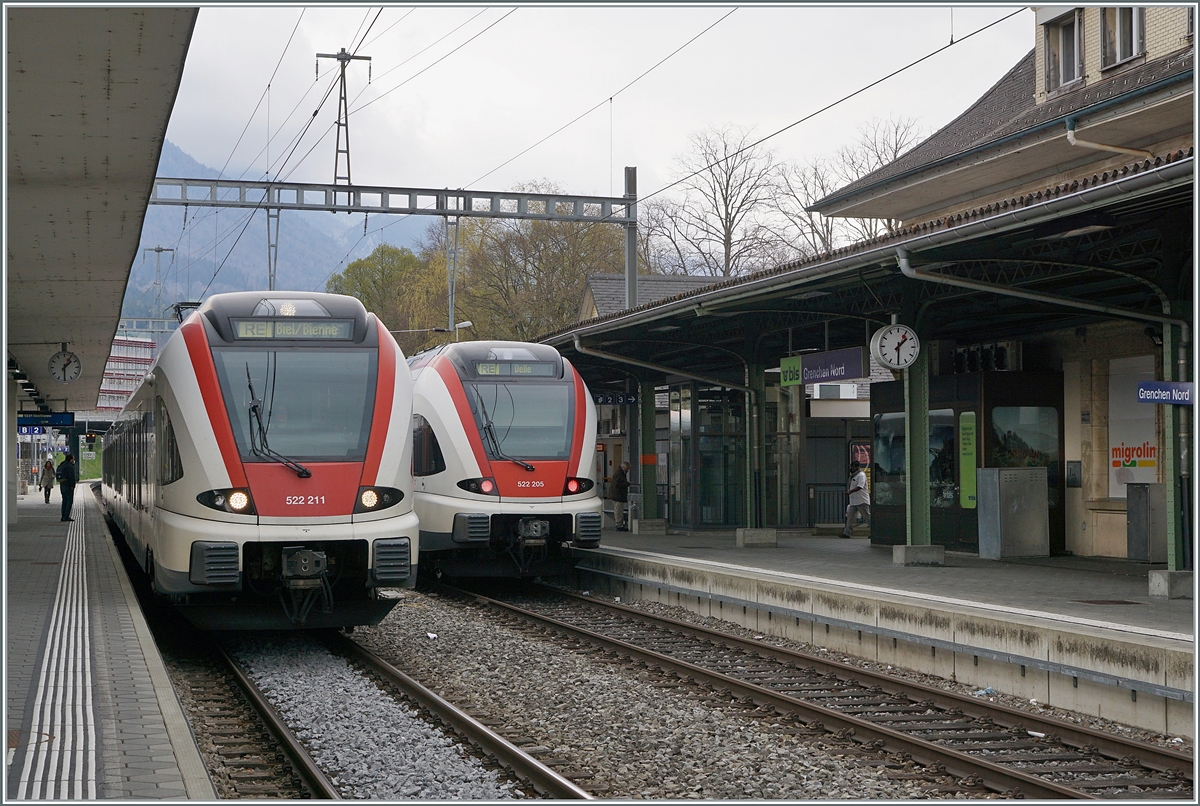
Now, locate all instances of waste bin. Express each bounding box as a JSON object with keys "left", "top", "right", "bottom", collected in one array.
[
  {"left": 977, "top": 467, "right": 1049, "bottom": 559},
  {"left": 1126, "top": 483, "right": 1167, "bottom": 563}
]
